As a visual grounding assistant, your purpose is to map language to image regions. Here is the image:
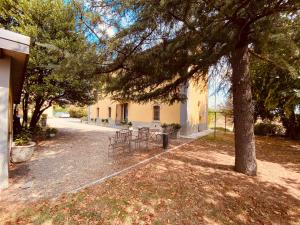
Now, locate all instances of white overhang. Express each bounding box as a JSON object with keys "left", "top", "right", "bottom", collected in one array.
[{"left": 0, "top": 28, "right": 30, "bottom": 103}]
